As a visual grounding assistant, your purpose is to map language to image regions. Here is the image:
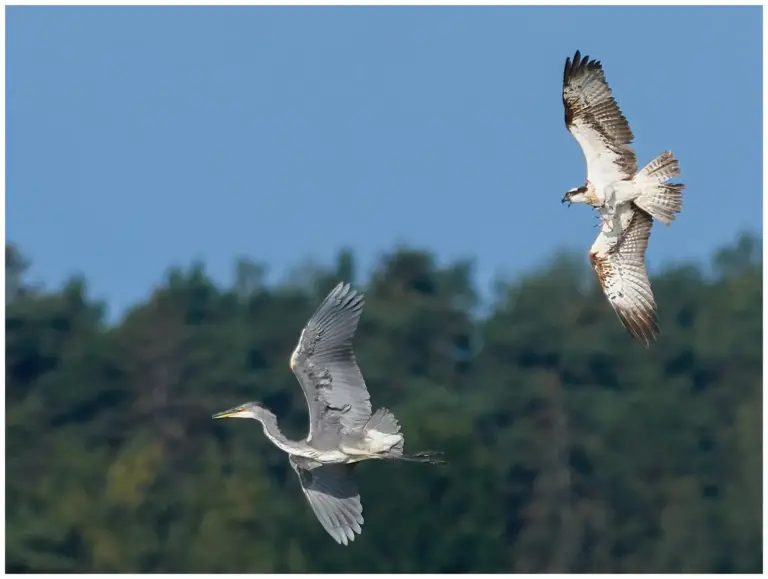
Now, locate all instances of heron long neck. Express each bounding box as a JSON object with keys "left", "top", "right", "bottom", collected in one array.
[{"left": 256, "top": 409, "right": 309, "bottom": 456}]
